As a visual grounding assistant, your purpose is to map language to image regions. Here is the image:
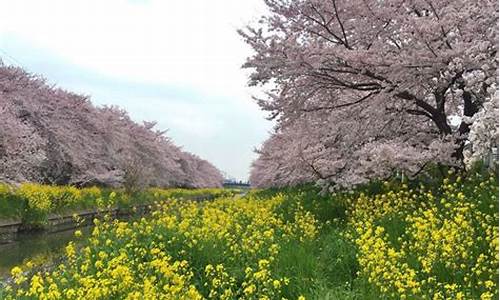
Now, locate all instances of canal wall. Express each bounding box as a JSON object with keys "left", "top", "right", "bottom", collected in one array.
[{"left": 0, "top": 194, "right": 217, "bottom": 244}]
